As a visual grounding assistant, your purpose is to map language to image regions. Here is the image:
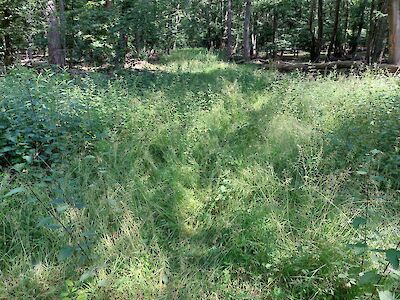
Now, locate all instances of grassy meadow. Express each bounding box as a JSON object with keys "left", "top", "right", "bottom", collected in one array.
[{"left": 0, "top": 49, "right": 399, "bottom": 299}]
